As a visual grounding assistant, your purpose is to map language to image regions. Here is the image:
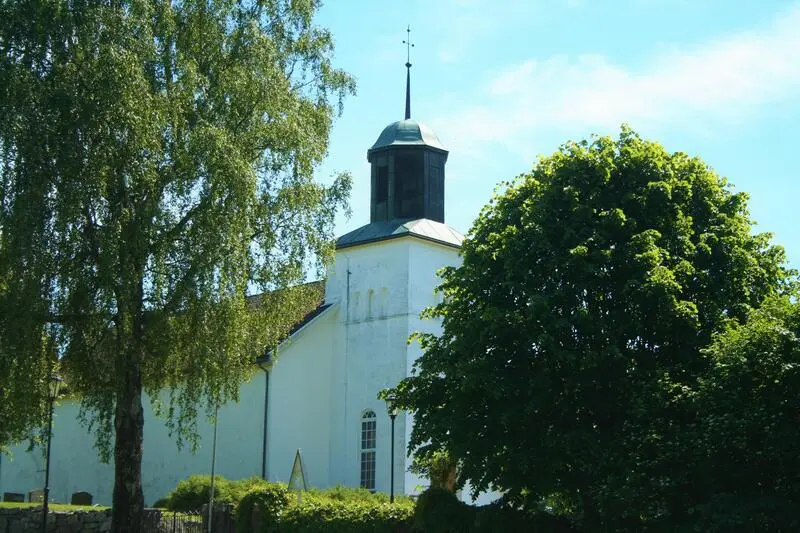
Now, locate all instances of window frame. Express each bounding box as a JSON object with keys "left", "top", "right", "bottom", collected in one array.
[{"left": 359, "top": 409, "right": 377, "bottom": 491}]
